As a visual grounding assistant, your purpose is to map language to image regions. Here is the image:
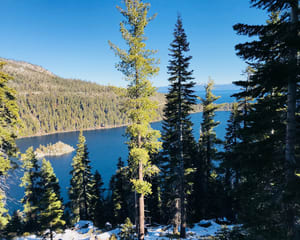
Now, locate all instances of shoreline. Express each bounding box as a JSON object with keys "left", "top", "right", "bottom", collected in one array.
[{"left": 17, "top": 109, "right": 231, "bottom": 140}]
